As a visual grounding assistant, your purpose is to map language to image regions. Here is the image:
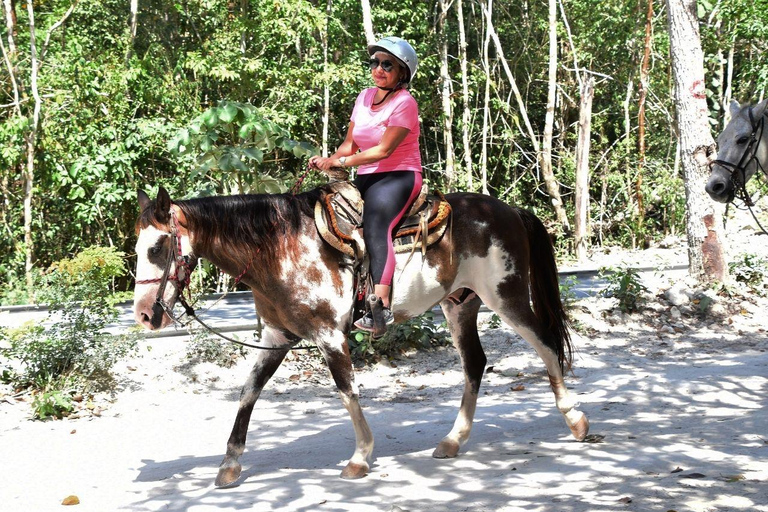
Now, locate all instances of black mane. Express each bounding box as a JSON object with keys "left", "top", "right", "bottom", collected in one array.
[{"left": 176, "top": 188, "right": 323, "bottom": 252}]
